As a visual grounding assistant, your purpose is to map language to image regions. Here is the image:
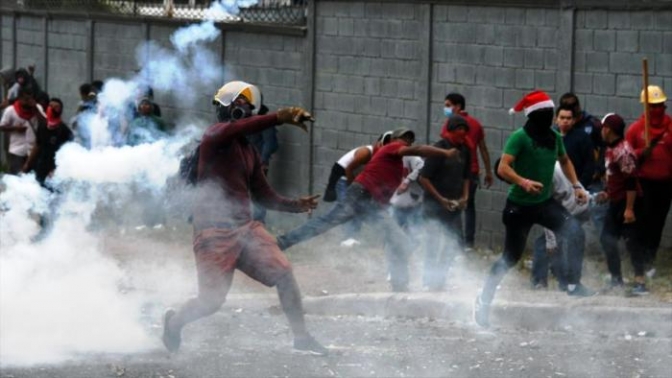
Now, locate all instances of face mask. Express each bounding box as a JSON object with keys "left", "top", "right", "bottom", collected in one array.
[
  {"left": 649, "top": 105, "right": 666, "bottom": 126},
  {"left": 230, "top": 102, "right": 252, "bottom": 120},
  {"left": 444, "top": 107, "right": 453, "bottom": 118}
]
